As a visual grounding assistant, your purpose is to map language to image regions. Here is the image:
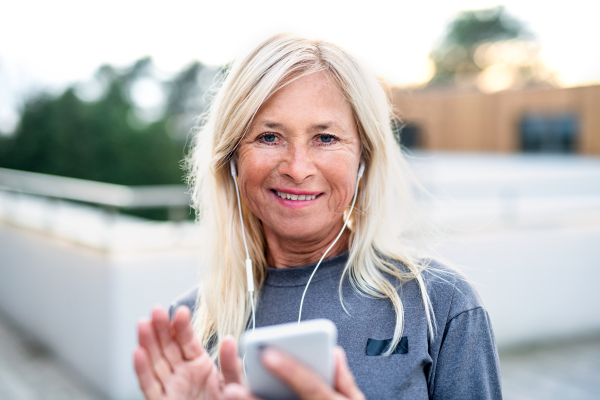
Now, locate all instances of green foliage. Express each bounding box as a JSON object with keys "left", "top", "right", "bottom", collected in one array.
[
  {"left": 443, "top": 7, "right": 525, "bottom": 48},
  {"left": 428, "top": 6, "right": 532, "bottom": 88},
  {"left": 0, "top": 58, "right": 217, "bottom": 186},
  {"left": 0, "top": 85, "right": 182, "bottom": 185}
]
